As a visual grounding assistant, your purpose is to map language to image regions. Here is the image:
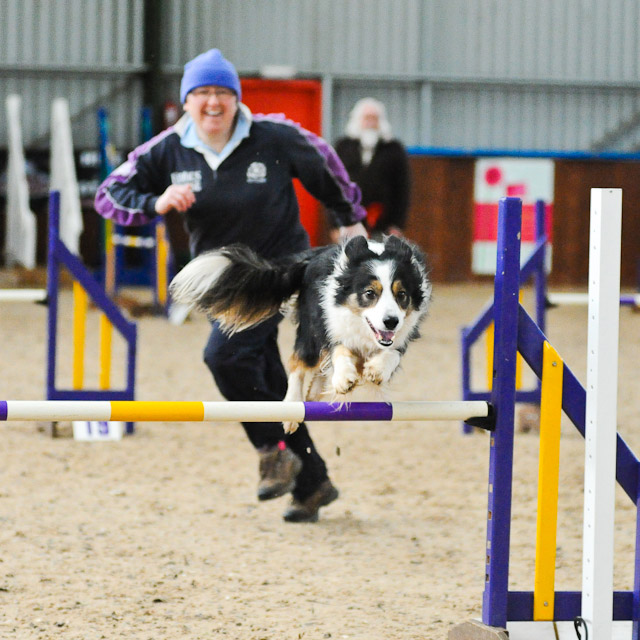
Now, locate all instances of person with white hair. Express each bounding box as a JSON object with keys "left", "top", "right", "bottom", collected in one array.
[{"left": 334, "top": 97, "right": 411, "bottom": 238}]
